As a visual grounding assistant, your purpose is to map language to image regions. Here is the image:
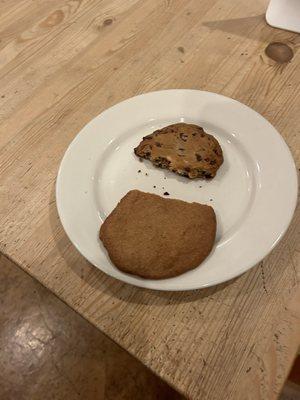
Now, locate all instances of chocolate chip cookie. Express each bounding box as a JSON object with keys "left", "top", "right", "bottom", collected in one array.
[
  {"left": 99, "top": 190, "right": 216, "bottom": 279},
  {"left": 134, "top": 123, "right": 223, "bottom": 179}
]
